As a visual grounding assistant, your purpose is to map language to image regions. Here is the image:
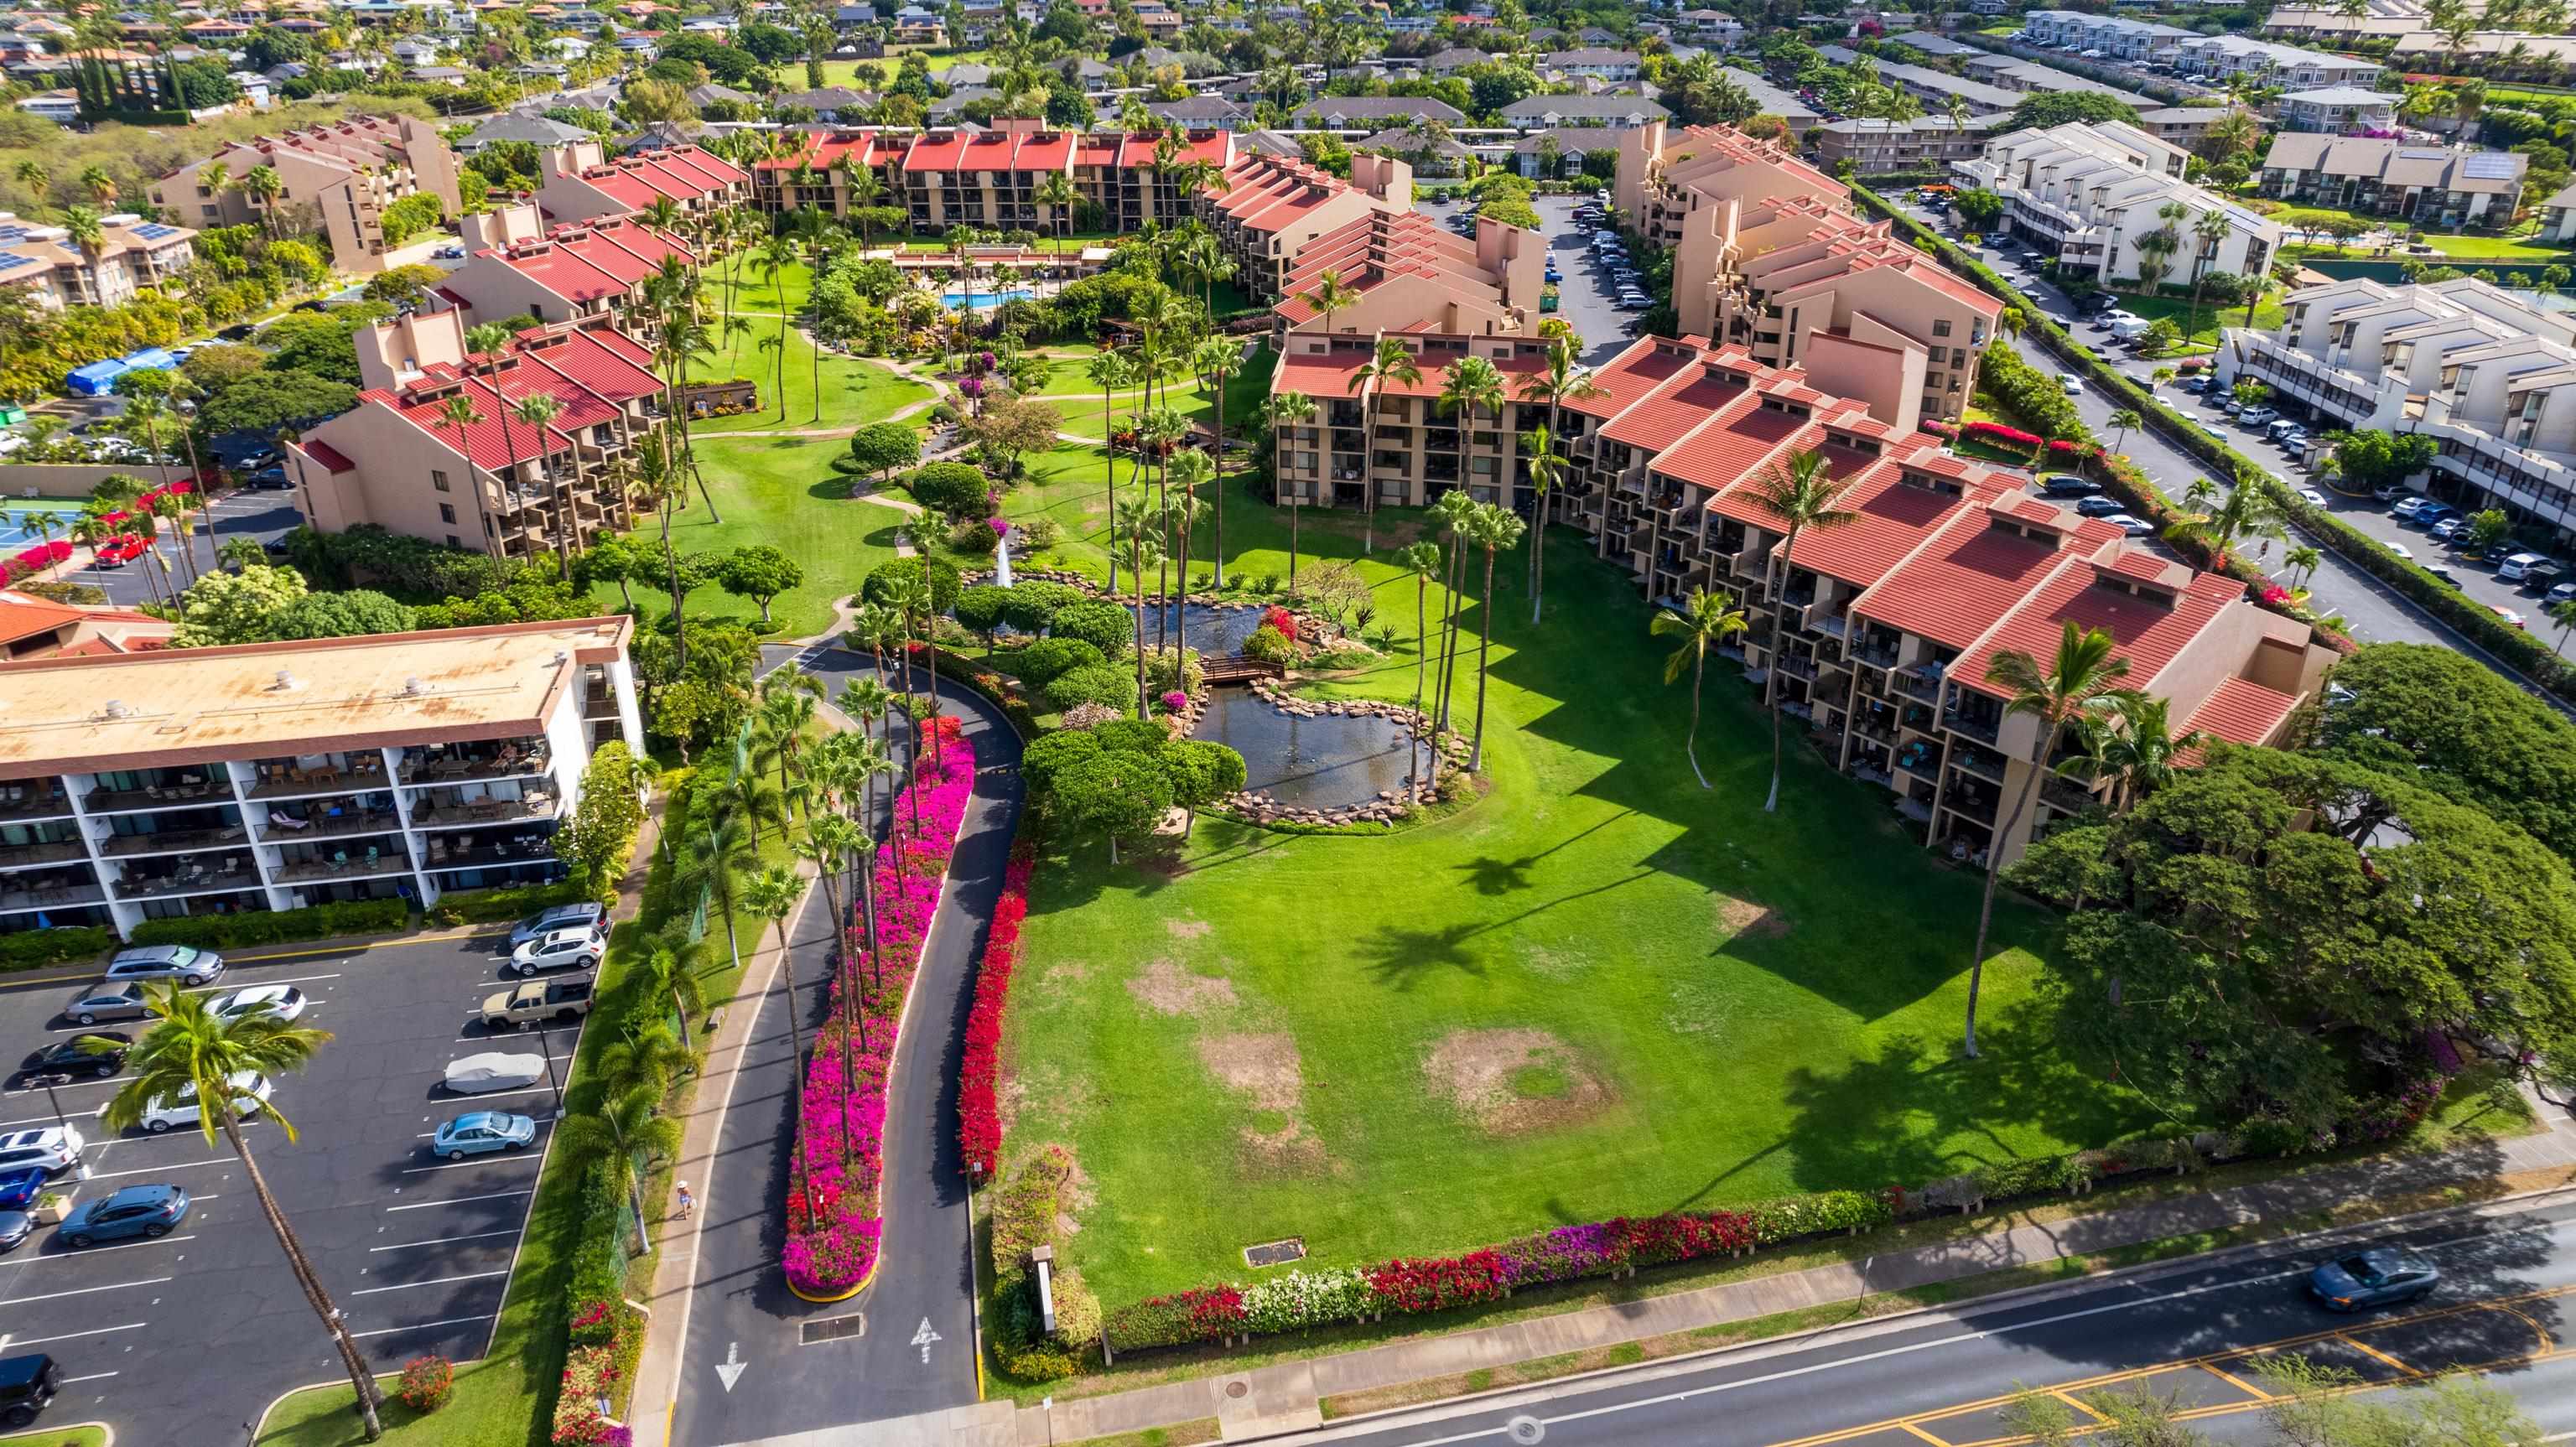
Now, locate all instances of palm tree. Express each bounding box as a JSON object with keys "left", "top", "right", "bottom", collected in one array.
[
  {"left": 92, "top": 984, "right": 385, "bottom": 1439},
  {"left": 1114, "top": 494, "right": 1162, "bottom": 720},
  {"left": 944, "top": 222, "right": 982, "bottom": 329},
  {"left": 77, "top": 163, "right": 115, "bottom": 207},
  {"left": 1259, "top": 391, "right": 1316, "bottom": 587},
  {"left": 1963, "top": 621, "right": 2129, "bottom": 1059},
  {"left": 2549, "top": 596, "right": 2576, "bottom": 655},
  {"left": 1348, "top": 336, "right": 1421, "bottom": 552},
  {"left": 1438, "top": 358, "right": 1507, "bottom": 526},
  {"left": 2283, "top": 543, "right": 2323, "bottom": 590},
  {"left": 432, "top": 393, "right": 492, "bottom": 550},
  {"left": 1742, "top": 449, "right": 1859, "bottom": 813},
  {"left": 1463, "top": 501, "right": 1524, "bottom": 772},
  {"left": 2186, "top": 209, "right": 2233, "bottom": 341},
  {"left": 2058, "top": 690, "right": 2207, "bottom": 813},
  {"left": 1190, "top": 335, "right": 1244, "bottom": 585},
  {"left": 743, "top": 864, "right": 815, "bottom": 1192},
  {"left": 640, "top": 946, "right": 709, "bottom": 1053},
  {"left": 242, "top": 165, "right": 283, "bottom": 236},
  {"left": 61, "top": 205, "right": 103, "bottom": 266},
  {"left": 13, "top": 159, "right": 46, "bottom": 215},
  {"left": 1034, "top": 170, "right": 1079, "bottom": 257},
  {"left": 1399, "top": 541, "right": 1442, "bottom": 796},
  {"left": 1165, "top": 449, "right": 1213, "bottom": 604},
  {"left": 2105, "top": 407, "right": 2142, "bottom": 456},
  {"left": 792, "top": 208, "right": 835, "bottom": 422},
  {"left": 1514, "top": 339, "right": 1605, "bottom": 623},
  {"left": 684, "top": 806, "right": 759, "bottom": 969},
  {"left": 1651, "top": 587, "right": 1750, "bottom": 790},
  {"left": 560, "top": 1081, "right": 681, "bottom": 1258},
  {"left": 1296, "top": 267, "right": 1359, "bottom": 337},
  {"left": 512, "top": 391, "right": 573, "bottom": 567},
  {"left": 1428, "top": 489, "right": 1480, "bottom": 734},
  {"left": 756, "top": 236, "right": 797, "bottom": 420}
]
